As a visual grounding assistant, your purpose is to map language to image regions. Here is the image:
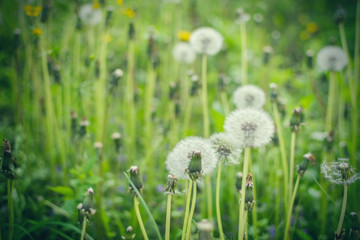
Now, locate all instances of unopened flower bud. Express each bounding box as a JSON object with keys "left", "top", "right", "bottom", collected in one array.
[
  {"left": 244, "top": 173, "right": 255, "bottom": 211},
  {"left": 236, "top": 172, "right": 243, "bottom": 192},
  {"left": 78, "top": 187, "right": 96, "bottom": 224},
  {"left": 290, "top": 107, "right": 304, "bottom": 132},
  {"left": 296, "top": 152, "right": 315, "bottom": 177},
  {"left": 121, "top": 226, "right": 136, "bottom": 239},
  {"left": 263, "top": 46, "right": 273, "bottom": 65},
  {"left": 165, "top": 174, "right": 178, "bottom": 194},
  {"left": 79, "top": 118, "right": 89, "bottom": 137},
  {"left": 186, "top": 151, "right": 202, "bottom": 180},
  {"left": 306, "top": 50, "right": 314, "bottom": 69},
  {"left": 334, "top": 5, "right": 346, "bottom": 25},
  {"left": 129, "top": 166, "right": 143, "bottom": 195}
]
